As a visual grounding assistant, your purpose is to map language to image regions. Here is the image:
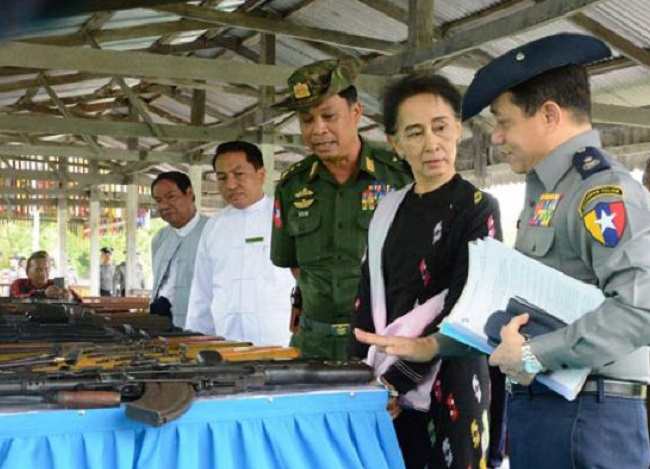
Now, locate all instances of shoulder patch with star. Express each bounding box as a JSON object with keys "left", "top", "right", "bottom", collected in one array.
[{"left": 582, "top": 201, "right": 626, "bottom": 247}]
